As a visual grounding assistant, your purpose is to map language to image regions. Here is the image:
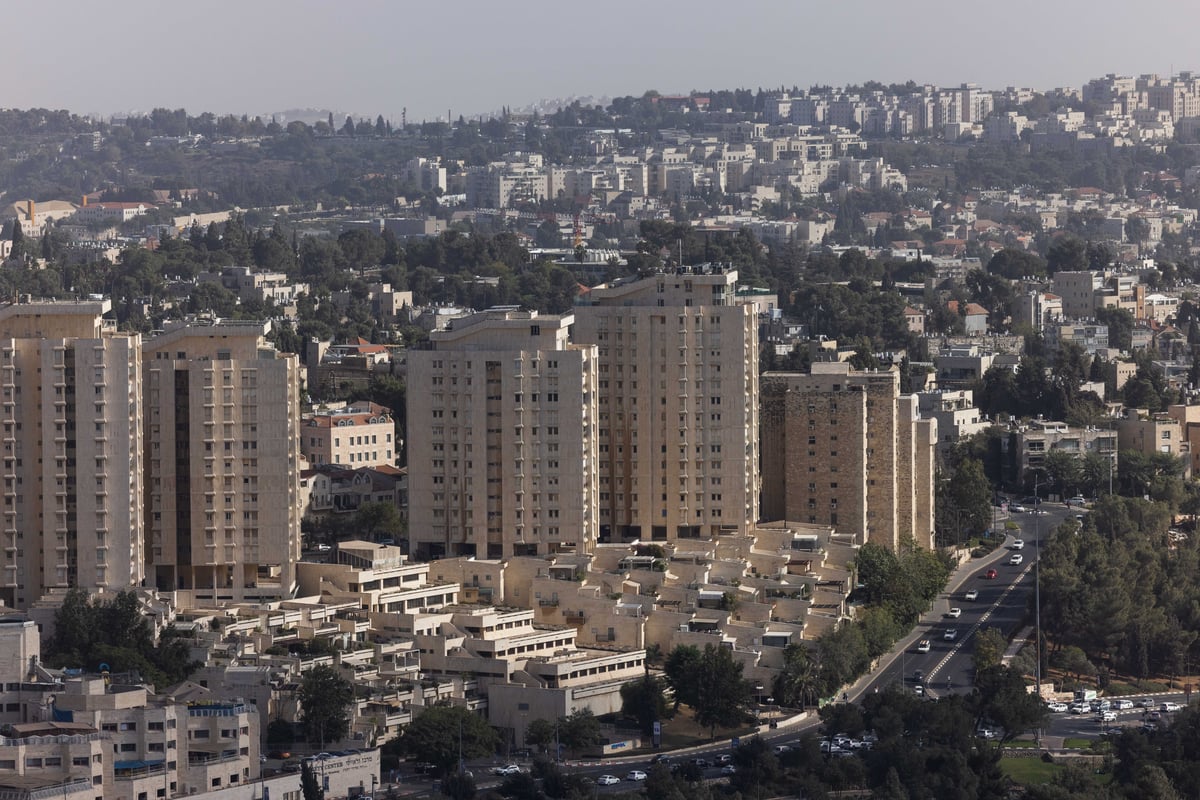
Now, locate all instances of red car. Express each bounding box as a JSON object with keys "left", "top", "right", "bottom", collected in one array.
[{"left": 985, "top": 568, "right": 998, "bottom": 579}]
